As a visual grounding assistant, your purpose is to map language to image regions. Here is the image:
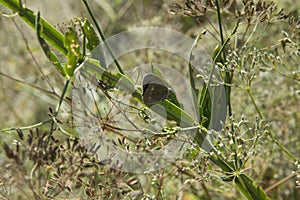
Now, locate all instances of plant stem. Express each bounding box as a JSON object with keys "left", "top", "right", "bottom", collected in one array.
[
  {"left": 247, "top": 87, "right": 298, "bottom": 162},
  {"left": 55, "top": 79, "right": 70, "bottom": 115},
  {"left": 81, "top": 0, "right": 124, "bottom": 74},
  {"left": 1, "top": 120, "right": 53, "bottom": 133},
  {"left": 246, "top": 87, "right": 263, "bottom": 119},
  {"left": 215, "top": 0, "right": 232, "bottom": 117},
  {"left": 200, "top": 23, "right": 238, "bottom": 109}
]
